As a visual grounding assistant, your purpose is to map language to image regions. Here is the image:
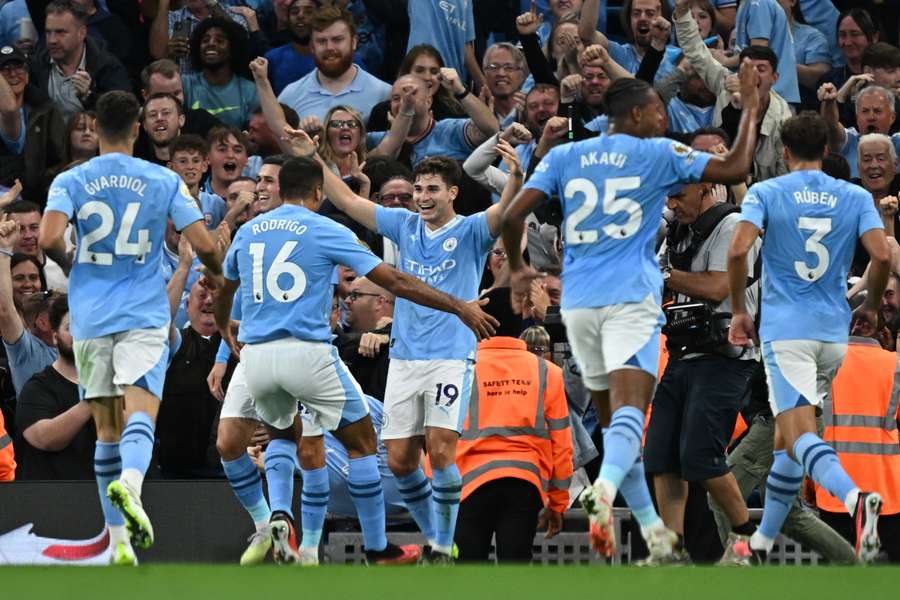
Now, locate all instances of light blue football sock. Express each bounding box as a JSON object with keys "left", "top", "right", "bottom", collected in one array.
[
  {"left": 348, "top": 454, "right": 387, "bottom": 552},
  {"left": 300, "top": 467, "right": 329, "bottom": 550}
]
